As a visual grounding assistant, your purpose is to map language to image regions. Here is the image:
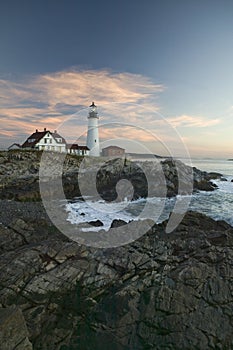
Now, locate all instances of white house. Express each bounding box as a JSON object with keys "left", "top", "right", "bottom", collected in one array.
[
  {"left": 67, "top": 144, "right": 90, "bottom": 156},
  {"left": 21, "top": 128, "right": 67, "bottom": 152},
  {"left": 20, "top": 103, "right": 101, "bottom": 155}
]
